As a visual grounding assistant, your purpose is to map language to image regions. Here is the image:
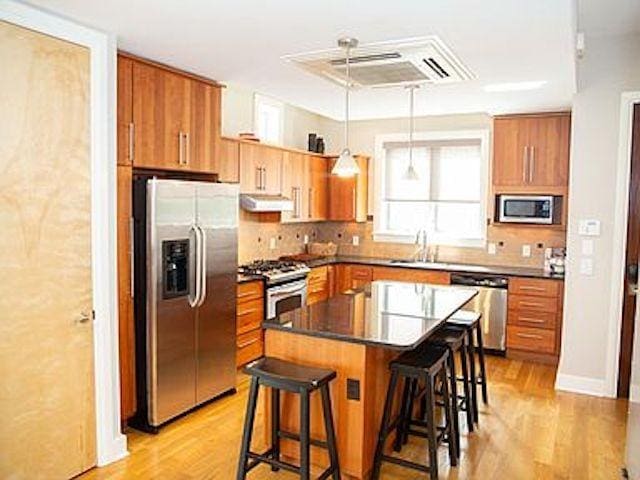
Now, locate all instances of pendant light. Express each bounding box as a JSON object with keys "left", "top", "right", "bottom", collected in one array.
[
  {"left": 331, "top": 37, "right": 360, "bottom": 177},
  {"left": 403, "top": 84, "right": 420, "bottom": 181}
]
